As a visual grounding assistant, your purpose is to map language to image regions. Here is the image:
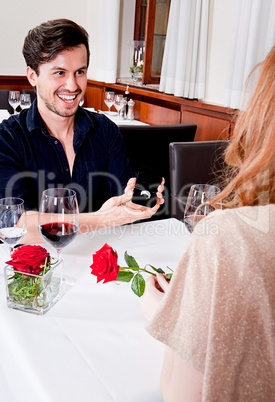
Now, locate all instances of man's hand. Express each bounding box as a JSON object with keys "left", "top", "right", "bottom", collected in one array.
[{"left": 96, "top": 177, "right": 165, "bottom": 227}]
